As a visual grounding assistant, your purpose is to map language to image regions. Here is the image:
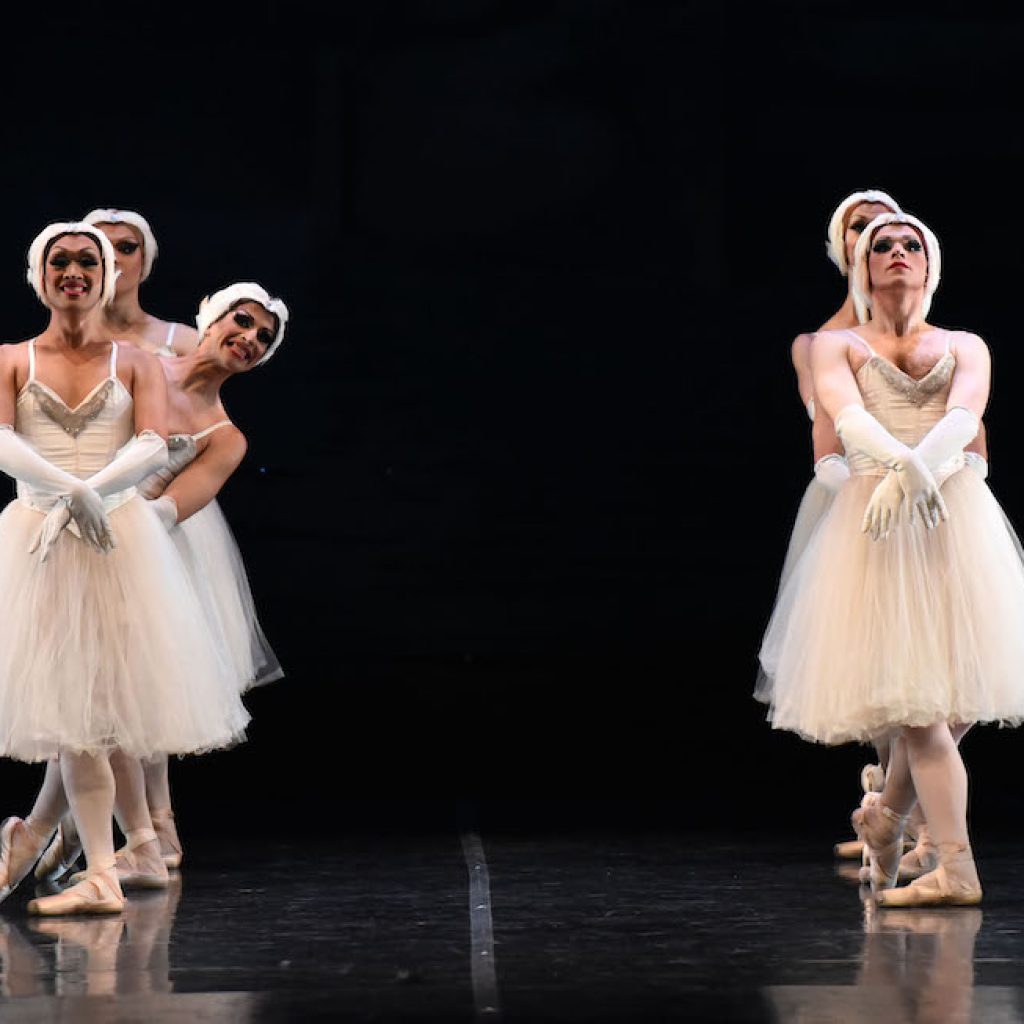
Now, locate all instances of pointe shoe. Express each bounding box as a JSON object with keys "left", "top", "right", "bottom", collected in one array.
[
  {"left": 34, "top": 819, "right": 83, "bottom": 884},
  {"left": 877, "top": 844, "right": 983, "bottom": 908},
  {"left": 74, "top": 829, "right": 168, "bottom": 890},
  {"left": 0, "top": 817, "right": 48, "bottom": 905},
  {"left": 852, "top": 794, "right": 907, "bottom": 890},
  {"left": 833, "top": 763, "right": 887, "bottom": 860},
  {"left": 898, "top": 823, "right": 938, "bottom": 882},
  {"left": 150, "top": 808, "right": 183, "bottom": 870},
  {"left": 27, "top": 866, "right": 125, "bottom": 916}
]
